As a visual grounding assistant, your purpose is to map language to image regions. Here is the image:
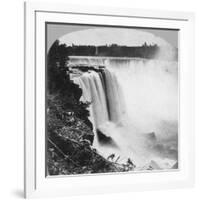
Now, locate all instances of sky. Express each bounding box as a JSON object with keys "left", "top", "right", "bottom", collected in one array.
[{"left": 47, "top": 23, "right": 178, "bottom": 52}]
